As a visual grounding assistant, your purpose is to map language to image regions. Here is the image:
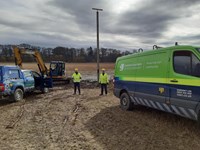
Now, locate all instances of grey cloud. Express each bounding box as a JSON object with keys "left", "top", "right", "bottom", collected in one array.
[
  {"left": 1, "top": 0, "right": 200, "bottom": 49},
  {"left": 108, "top": 0, "right": 200, "bottom": 44},
  {"left": 169, "top": 34, "right": 200, "bottom": 46},
  {"left": 48, "top": 0, "right": 111, "bottom": 31},
  {"left": 0, "top": 18, "right": 35, "bottom": 31}
]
